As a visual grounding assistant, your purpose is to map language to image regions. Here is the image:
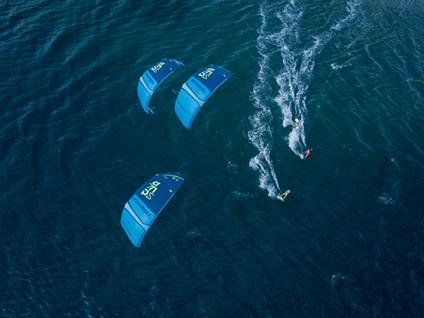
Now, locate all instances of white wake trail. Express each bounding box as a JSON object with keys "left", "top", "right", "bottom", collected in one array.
[
  {"left": 248, "top": 0, "right": 362, "bottom": 197},
  {"left": 248, "top": 4, "right": 281, "bottom": 198}
]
